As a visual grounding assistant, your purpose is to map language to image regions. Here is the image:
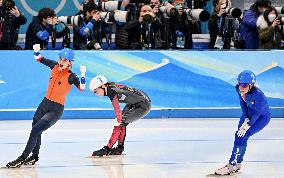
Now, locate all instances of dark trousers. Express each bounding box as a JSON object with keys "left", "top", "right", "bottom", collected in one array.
[
  {"left": 107, "top": 100, "right": 151, "bottom": 148},
  {"left": 21, "top": 98, "right": 64, "bottom": 158}
]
